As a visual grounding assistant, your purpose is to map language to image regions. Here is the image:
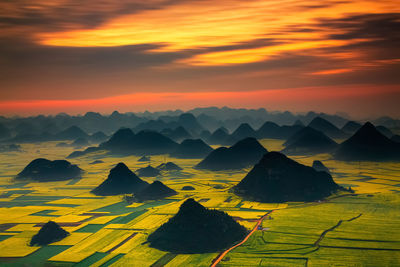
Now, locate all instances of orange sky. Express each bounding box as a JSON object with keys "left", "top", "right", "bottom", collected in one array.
[{"left": 0, "top": 0, "right": 399, "bottom": 117}]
